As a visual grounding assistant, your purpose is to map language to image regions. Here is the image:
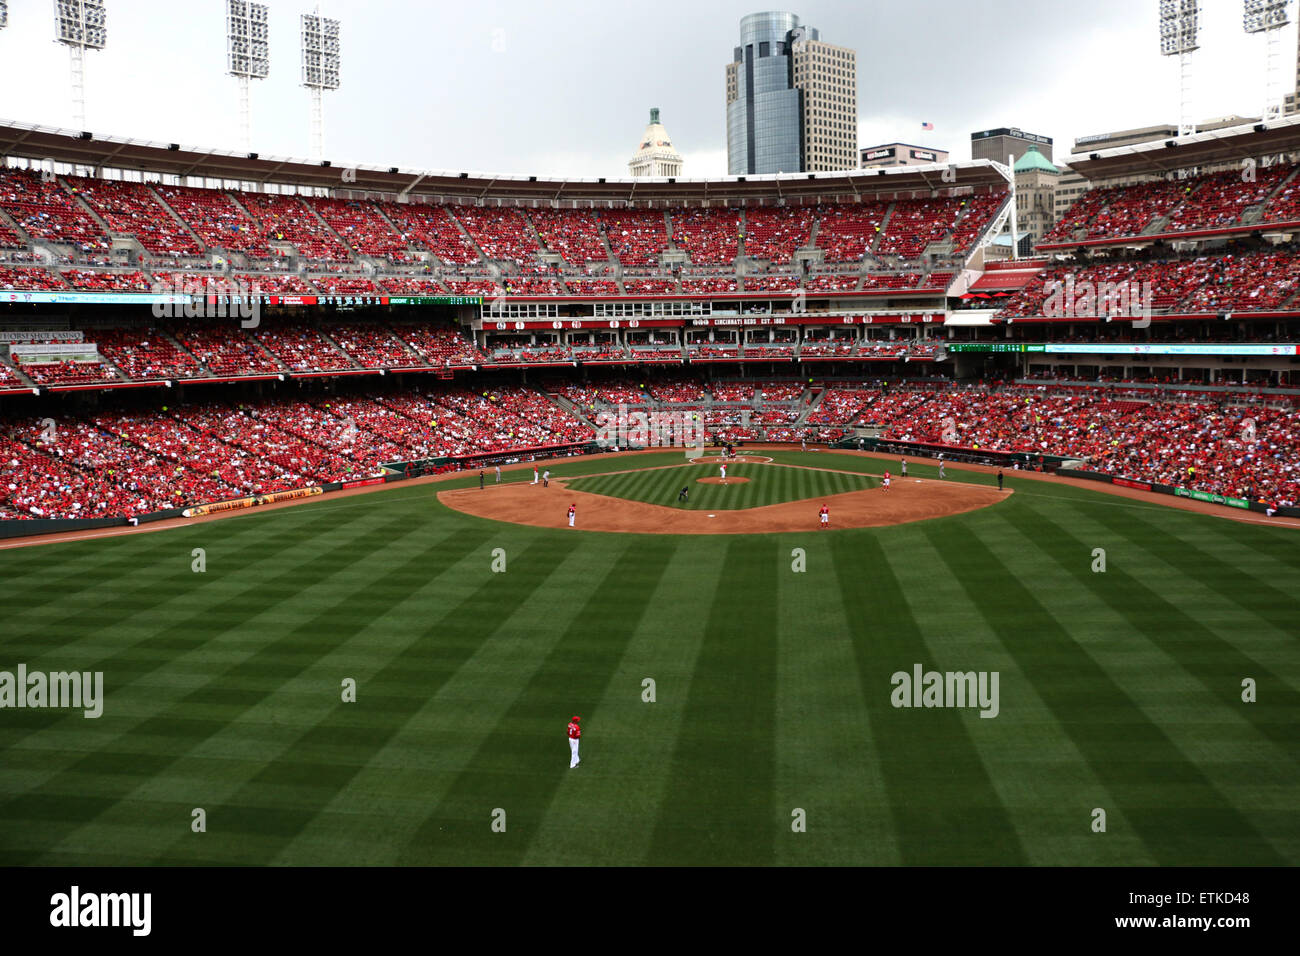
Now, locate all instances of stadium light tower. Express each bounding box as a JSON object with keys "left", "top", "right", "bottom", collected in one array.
[
  {"left": 54, "top": 0, "right": 107, "bottom": 130},
  {"left": 227, "top": 0, "right": 270, "bottom": 154},
  {"left": 1159, "top": 0, "right": 1201, "bottom": 137},
  {"left": 300, "top": 7, "right": 341, "bottom": 161},
  {"left": 1244, "top": 0, "right": 1293, "bottom": 122}
]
